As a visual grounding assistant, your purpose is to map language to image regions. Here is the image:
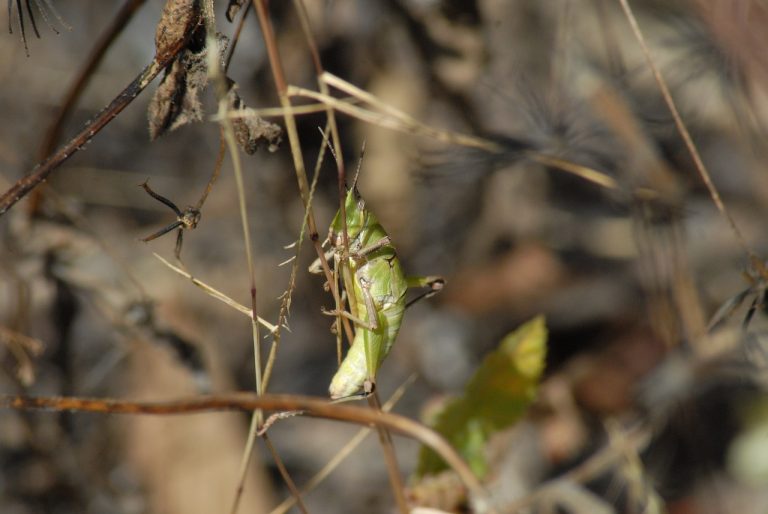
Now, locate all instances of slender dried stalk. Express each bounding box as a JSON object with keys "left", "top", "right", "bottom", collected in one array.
[
  {"left": 617, "top": 0, "right": 756, "bottom": 262},
  {"left": 153, "top": 253, "right": 276, "bottom": 332},
  {"left": 291, "top": 0, "right": 349, "bottom": 262},
  {"left": 261, "top": 123, "right": 328, "bottom": 391},
  {"left": 38, "top": 0, "right": 146, "bottom": 161},
  {"left": 368, "top": 391, "right": 409, "bottom": 514},
  {"left": 263, "top": 433, "right": 308, "bottom": 514}
]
